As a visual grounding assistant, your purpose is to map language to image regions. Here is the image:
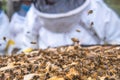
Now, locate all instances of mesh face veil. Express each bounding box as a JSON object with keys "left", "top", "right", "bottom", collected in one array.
[
  {"left": 34, "top": 0, "right": 86, "bottom": 13},
  {"left": 33, "top": 0, "right": 89, "bottom": 33}
]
